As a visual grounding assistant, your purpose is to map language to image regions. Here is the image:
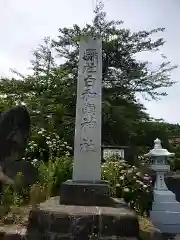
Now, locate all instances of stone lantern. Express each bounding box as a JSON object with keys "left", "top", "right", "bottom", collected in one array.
[{"left": 145, "top": 138, "right": 180, "bottom": 234}]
